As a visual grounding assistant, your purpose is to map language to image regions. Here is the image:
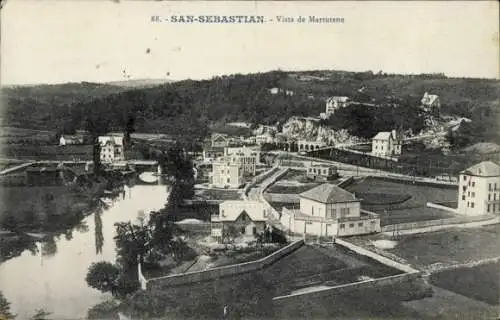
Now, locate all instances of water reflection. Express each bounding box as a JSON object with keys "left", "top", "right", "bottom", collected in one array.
[{"left": 0, "top": 184, "right": 168, "bottom": 319}]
